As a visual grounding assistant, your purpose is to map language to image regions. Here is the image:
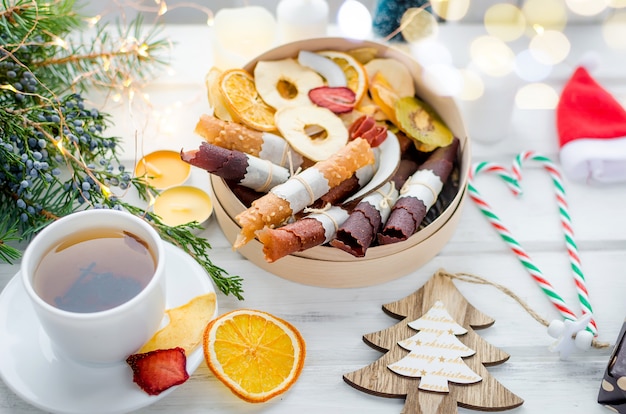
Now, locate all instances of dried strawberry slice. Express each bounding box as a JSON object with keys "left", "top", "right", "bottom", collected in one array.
[
  {"left": 349, "top": 115, "right": 388, "bottom": 147},
  {"left": 308, "top": 86, "right": 356, "bottom": 114},
  {"left": 127, "top": 347, "right": 189, "bottom": 396}
]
